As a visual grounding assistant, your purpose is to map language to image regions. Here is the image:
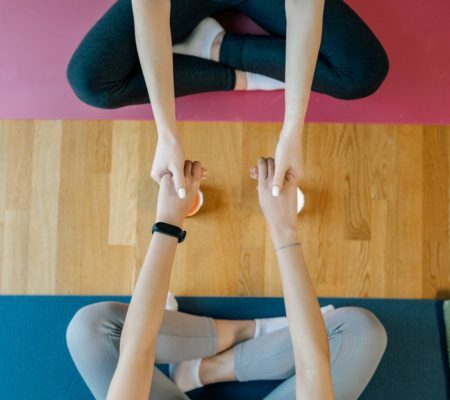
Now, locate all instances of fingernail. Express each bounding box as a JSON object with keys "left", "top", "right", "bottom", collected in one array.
[
  {"left": 272, "top": 186, "right": 280, "bottom": 197},
  {"left": 178, "top": 188, "right": 186, "bottom": 199}
]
